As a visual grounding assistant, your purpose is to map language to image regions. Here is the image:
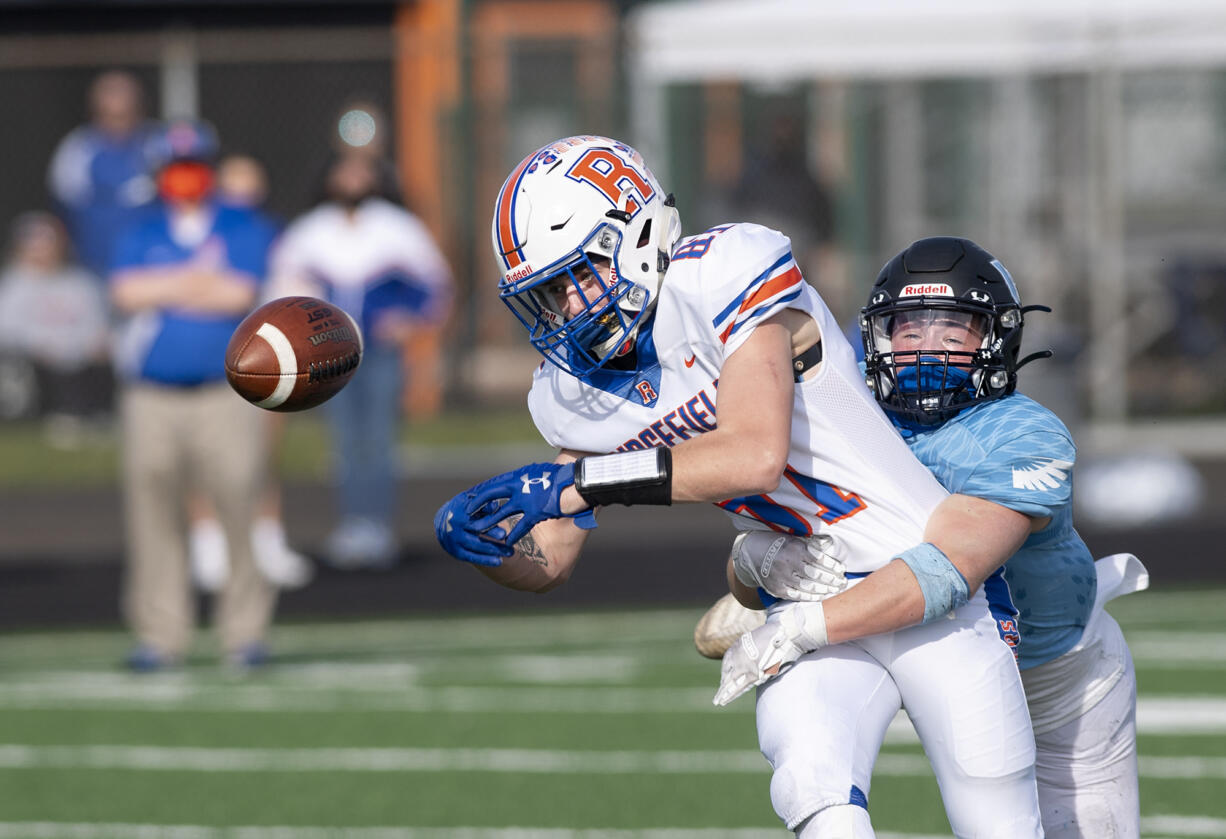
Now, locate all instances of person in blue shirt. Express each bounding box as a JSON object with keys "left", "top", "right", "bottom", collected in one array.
[
  {"left": 706, "top": 236, "right": 1146, "bottom": 839},
  {"left": 47, "top": 70, "right": 162, "bottom": 279},
  {"left": 183, "top": 153, "right": 314, "bottom": 595},
  {"left": 109, "top": 118, "right": 279, "bottom": 673}
]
